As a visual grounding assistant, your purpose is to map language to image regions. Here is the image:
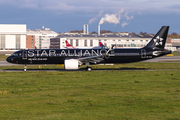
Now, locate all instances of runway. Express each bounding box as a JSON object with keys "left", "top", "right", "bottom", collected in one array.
[
  {"left": 0, "top": 61, "right": 21, "bottom": 66},
  {"left": 141, "top": 56, "right": 180, "bottom": 62},
  {"left": 0, "top": 68, "right": 180, "bottom": 72},
  {"left": 0, "top": 51, "right": 16, "bottom": 55}
]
